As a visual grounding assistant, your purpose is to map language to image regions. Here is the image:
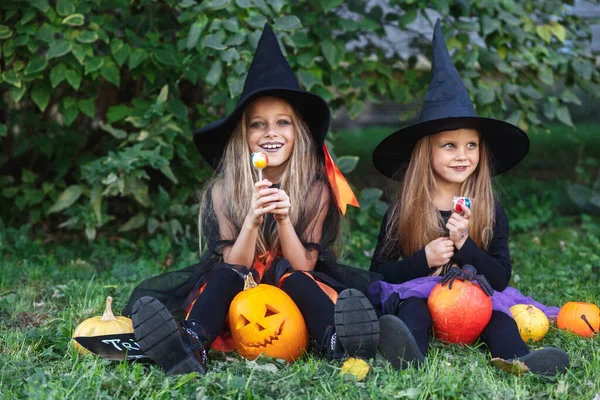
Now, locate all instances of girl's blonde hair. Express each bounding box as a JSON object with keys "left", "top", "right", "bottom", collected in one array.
[
  {"left": 197, "top": 98, "right": 339, "bottom": 261},
  {"left": 383, "top": 131, "right": 495, "bottom": 275}
]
